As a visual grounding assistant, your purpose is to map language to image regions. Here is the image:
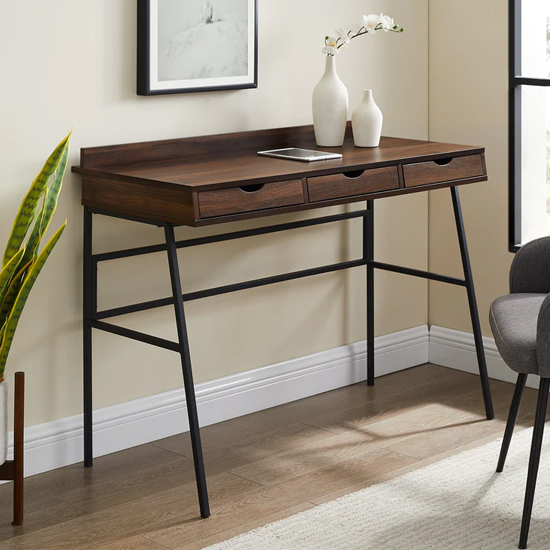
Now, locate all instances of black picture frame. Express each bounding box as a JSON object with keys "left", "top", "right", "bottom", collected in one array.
[{"left": 137, "top": 0, "right": 258, "bottom": 96}]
